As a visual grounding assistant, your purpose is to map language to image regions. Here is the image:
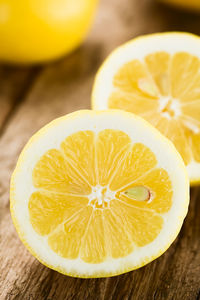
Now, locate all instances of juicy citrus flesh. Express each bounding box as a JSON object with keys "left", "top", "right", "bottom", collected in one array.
[
  {"left": 107, "top": 51, "right": 200, "bottom": 170},
  {"left": 0, "top": 0, "right": 98, "bottom": 63},
  {"left": 29, "top": 129, "right": 172, "bottom": 264}
]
